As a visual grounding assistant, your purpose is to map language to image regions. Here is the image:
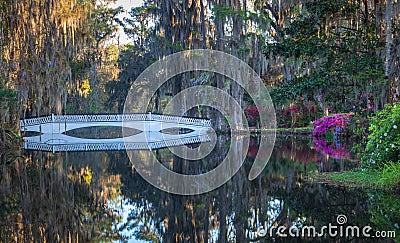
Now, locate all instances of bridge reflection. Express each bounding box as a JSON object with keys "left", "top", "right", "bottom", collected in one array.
[
  {"left": 21, "top": 113, "right": 212, "bottom": 152},
  {"left": 23, "top": 133, "right": 212, "bottom": 152}
]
